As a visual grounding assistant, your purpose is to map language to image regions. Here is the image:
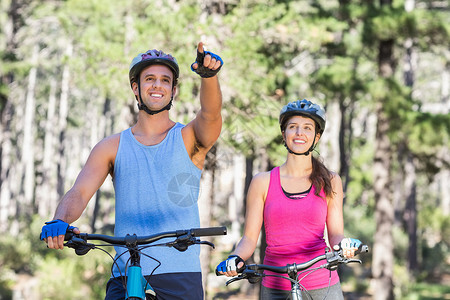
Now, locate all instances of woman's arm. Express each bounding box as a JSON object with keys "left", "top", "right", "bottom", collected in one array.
[
  {"left": 326, "top": 173, "right": 345, "bottom": 248},
  {"left": 233, "top": 172, "right": 269, "bottom": 259},
  {"left": 218, "top": 172, "right": 269, "bottom": 276}
]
